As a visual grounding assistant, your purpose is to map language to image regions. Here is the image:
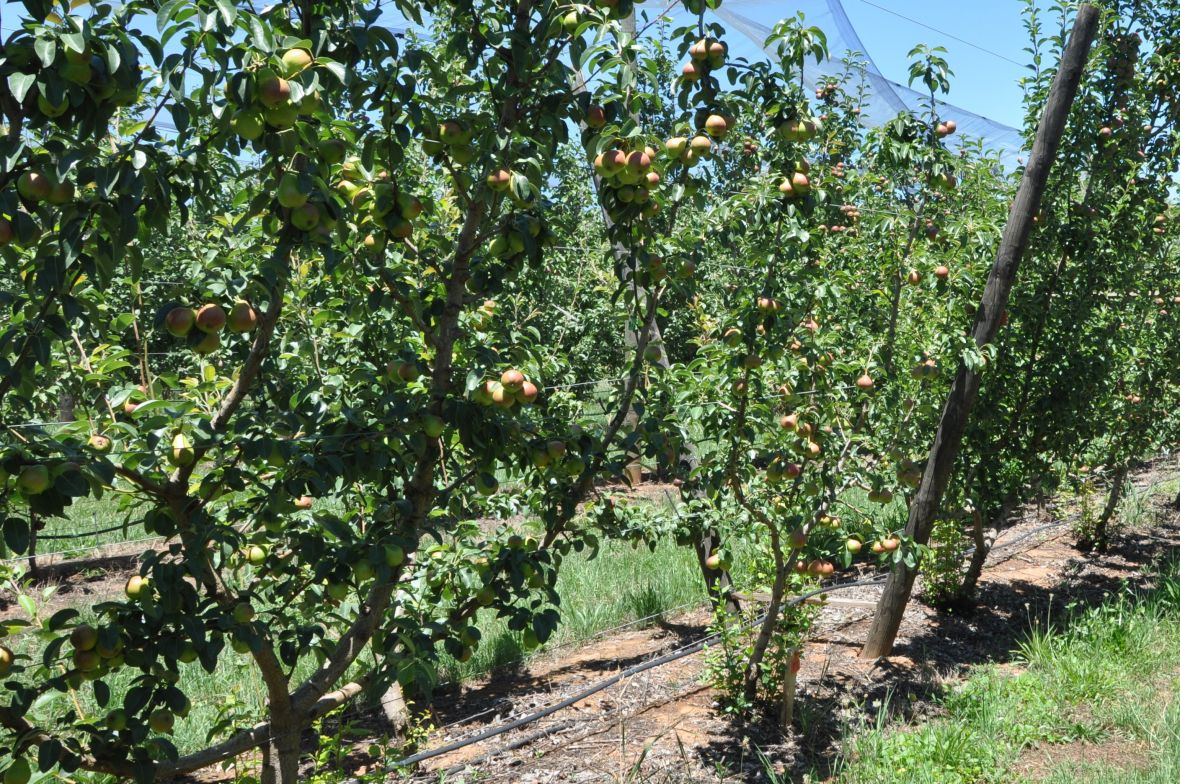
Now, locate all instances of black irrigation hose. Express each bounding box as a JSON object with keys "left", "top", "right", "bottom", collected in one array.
[
  {"left": 389, "top": 574, "right": 889, "bottom": 769},
  {"left": 35, "top": 522, "right": 134, "bottom": 541},
  {"left": 396, "top": 509, "right": 1125, "bottom": 770}
]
